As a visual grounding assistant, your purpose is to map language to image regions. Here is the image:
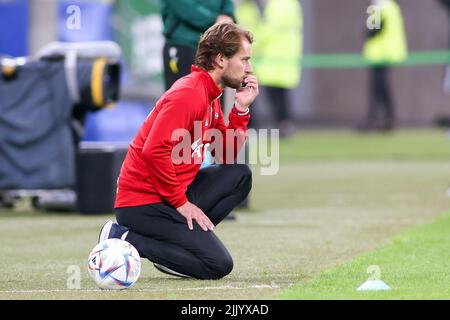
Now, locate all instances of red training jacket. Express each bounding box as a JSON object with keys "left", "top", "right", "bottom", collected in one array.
[{"left": 114, "top": 65, "right": 250, "bottom": 209}]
